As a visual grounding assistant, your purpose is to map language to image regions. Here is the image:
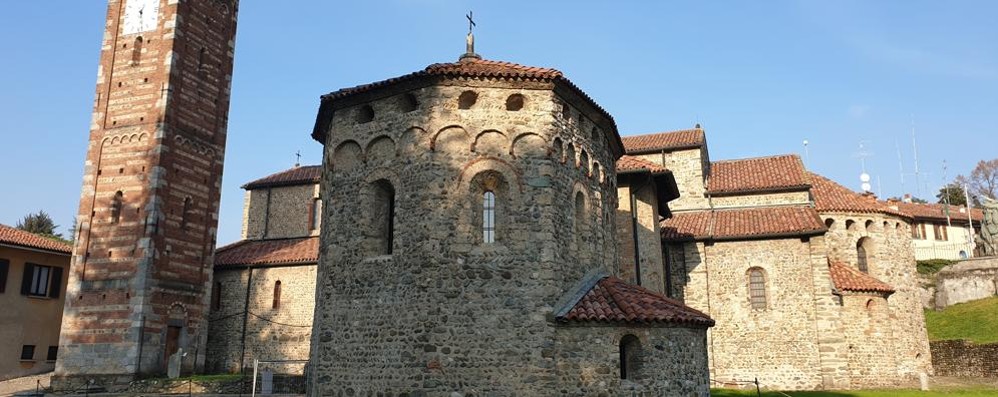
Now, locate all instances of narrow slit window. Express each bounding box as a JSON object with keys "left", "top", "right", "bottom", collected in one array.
[
  {"left": 483, "top": 191, "right": 496, "bottom": 243},
  {"left": 131, "top": 36, "right": 143, "bottom": 65},
  {"left": 181, "top": 197, "right": 193, "bottom": 230},
  {"left": 111, "top": 191, "right": 124, "bottom": 224},
  {"left": 309, "top": 198, "right": 322, "bottom": 232},
  {"left": 272, "top": 280, "right": 281, "bottom": 309}
]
